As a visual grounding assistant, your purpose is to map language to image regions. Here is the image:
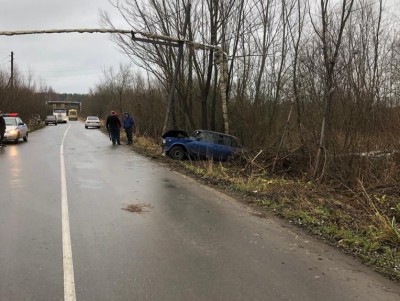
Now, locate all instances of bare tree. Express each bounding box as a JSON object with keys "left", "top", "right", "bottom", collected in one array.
[
  {"left": 289, "top": 0, "right": 308, "bottom": 144},
  {"left": 311, "top": 0, "right": 355, "bottom": 180},
  {"left": 101, "top": 64, "right": 133, "bottom": 114}
]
